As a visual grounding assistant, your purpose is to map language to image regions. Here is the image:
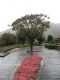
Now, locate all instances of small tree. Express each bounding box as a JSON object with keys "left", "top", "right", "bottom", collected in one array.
[
  {"left": 1, "top": 33, "right": 16, "bottom": 46},
  {"left": 12, "top": 14, "right": 49, "bottom": 55}
]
